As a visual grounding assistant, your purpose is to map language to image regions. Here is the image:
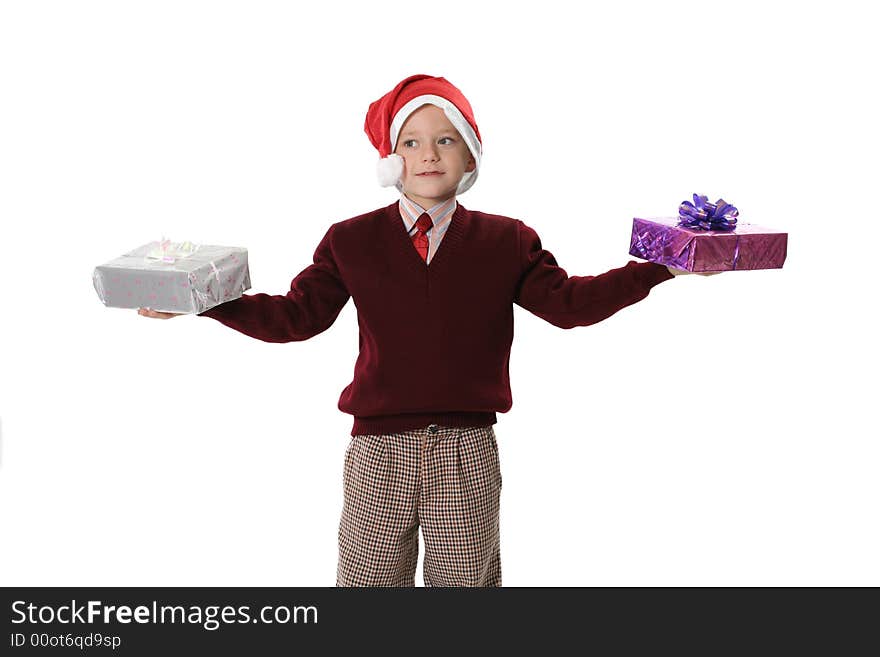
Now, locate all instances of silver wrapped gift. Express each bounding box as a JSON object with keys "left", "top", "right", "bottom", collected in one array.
[{"left": 93, "top": 239, "right": 251, "bottom": 314}]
